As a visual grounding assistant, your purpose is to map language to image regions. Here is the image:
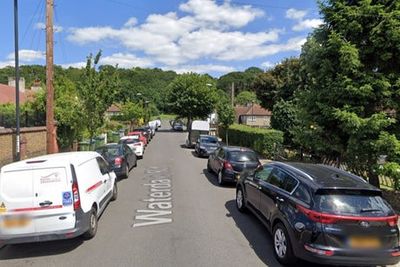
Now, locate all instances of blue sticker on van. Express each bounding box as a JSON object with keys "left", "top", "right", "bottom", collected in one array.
[{"left": 62, "top": 191, "right": 72, "bottom": 206}]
